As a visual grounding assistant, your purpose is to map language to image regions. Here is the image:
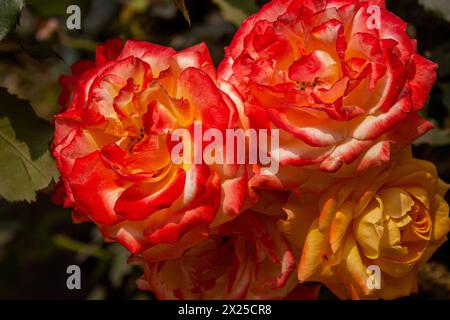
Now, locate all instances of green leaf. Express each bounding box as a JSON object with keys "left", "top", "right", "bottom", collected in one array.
[
  {"left": 0, "top": 0, "right": 27, "bottom": 41},
  {"left": 173, "top": 0, "right": 191, "bottom": 27},
  {"left": 0, "top": 88, "right": 55, "bottom": 158},
  {"left": 0, "top": 88, "right": 58, "bottom": 202},
  {"left": 212, "top": 0, "right": 256, "bottom": 26},
  {"left": 418, "top": 0, "right": 450, "bottom": 22},
  {"left": 0, "top": 53, "right": 63, "bottom": 121}
]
